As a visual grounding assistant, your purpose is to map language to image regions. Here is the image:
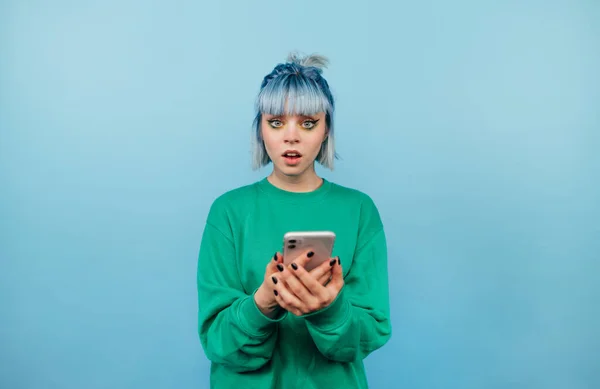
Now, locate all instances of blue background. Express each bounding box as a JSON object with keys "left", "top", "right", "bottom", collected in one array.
[{"left": 1, "top": 1, "right": 598, "bottom": 388}]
